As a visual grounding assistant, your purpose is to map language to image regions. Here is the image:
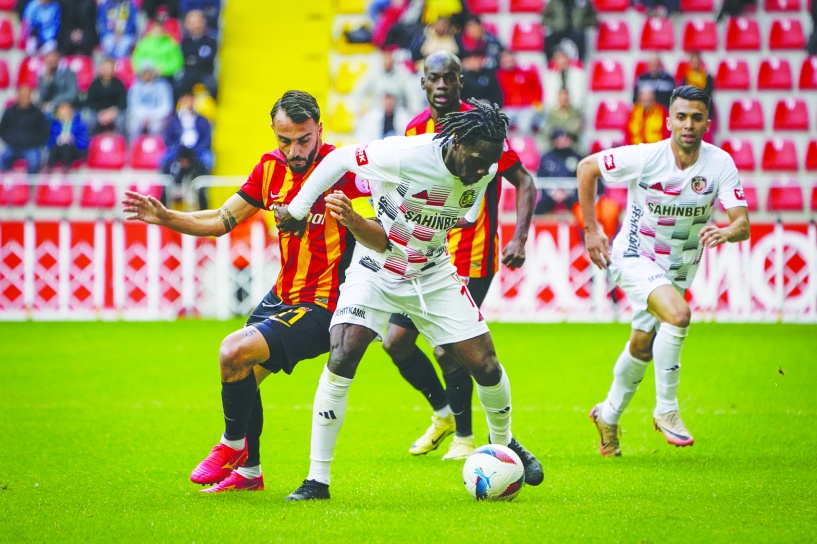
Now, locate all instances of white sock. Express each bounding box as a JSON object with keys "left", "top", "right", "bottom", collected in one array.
[
  {"left": 476, "top": 365, "right": 512, "bottom": 446},
  {"left": 236, "top": 465, "right": 262, "bottom": 479},
  {"left": 601, "top": 342, "right": 650, "bottom": 425},
  {"left": 434, "top": 405, "right": 453, "bottom": 418},
  {"left": 220, "top": 436, "right": 245, "bottom": 450},
  {"left": 307, "top": 366, "right": 353, "bottom": 486},
  {"left": 653, "top": 323, "right": 689, "bottom": 416}
]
